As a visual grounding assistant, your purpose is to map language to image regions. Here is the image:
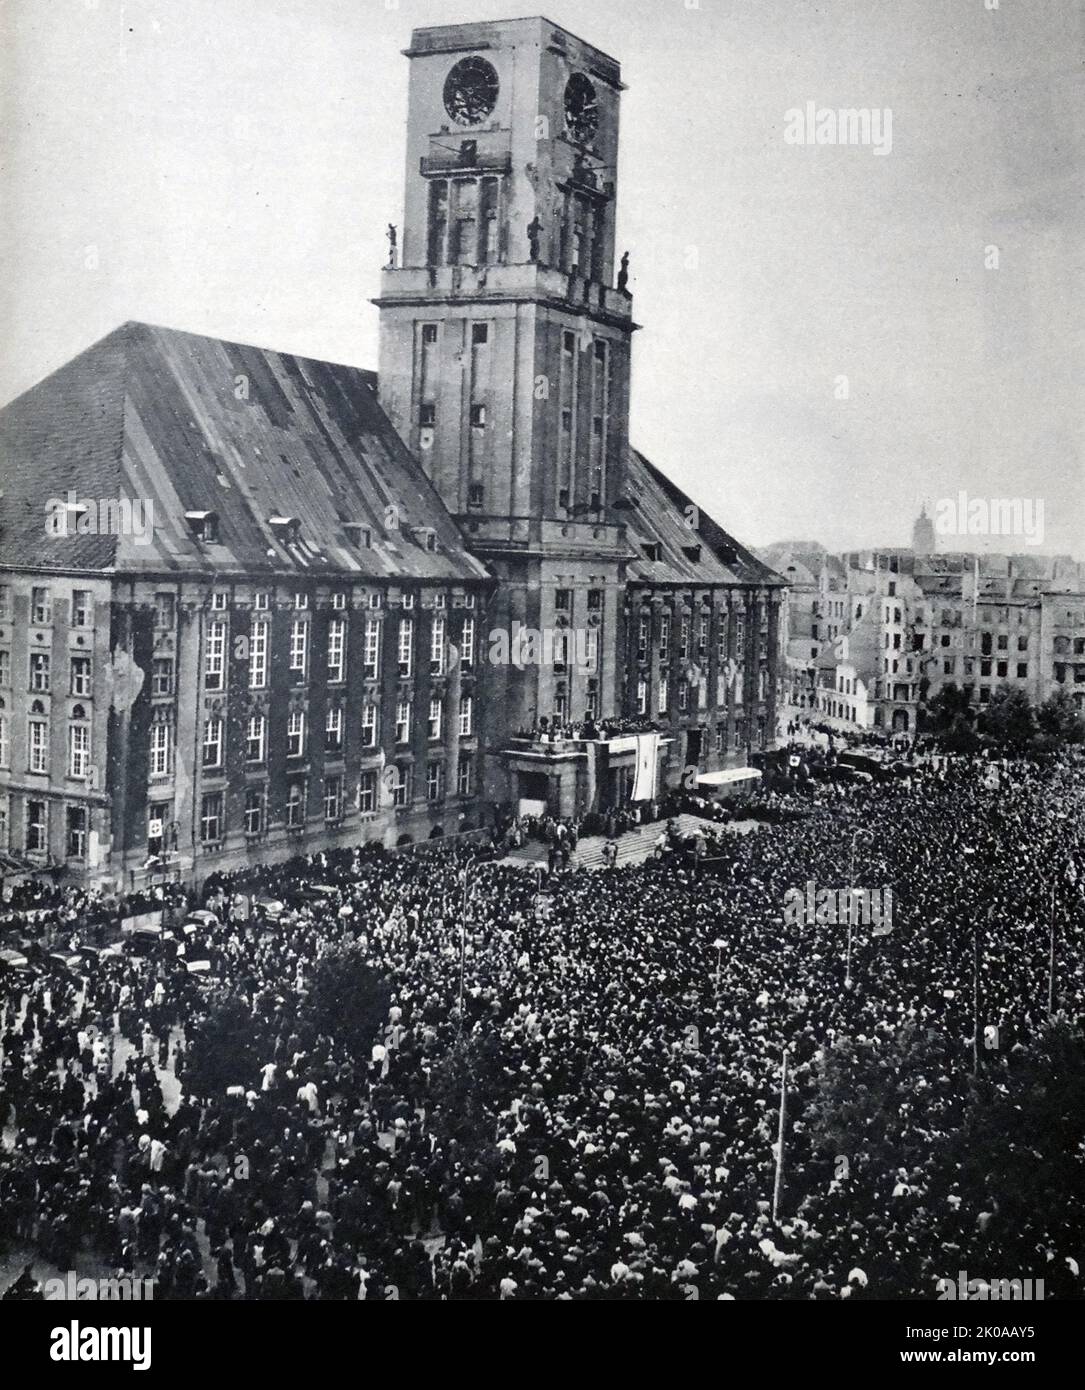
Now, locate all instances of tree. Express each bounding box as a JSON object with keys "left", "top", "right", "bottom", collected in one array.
[
  {"left": 923, "top": 682, "right": 973, "bottom": 734},
  {"left": 186, "top": 998, "right": 263, "bottom": 1096},
  {"left": 979, "top": 684, "right": 1035, "bottom": 748},
  {"left": 807, "top": 1021, "right": 959, "bottom": 1174},
  {"left": 304, "top": 940, "right": 391, "bottom": 1059},
  {"left": 1037, "top": 687, "right": 1085, "bottom": 745},
  {"left": 427, "top": 1032, "right": 509, "bottom": 1163}
]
